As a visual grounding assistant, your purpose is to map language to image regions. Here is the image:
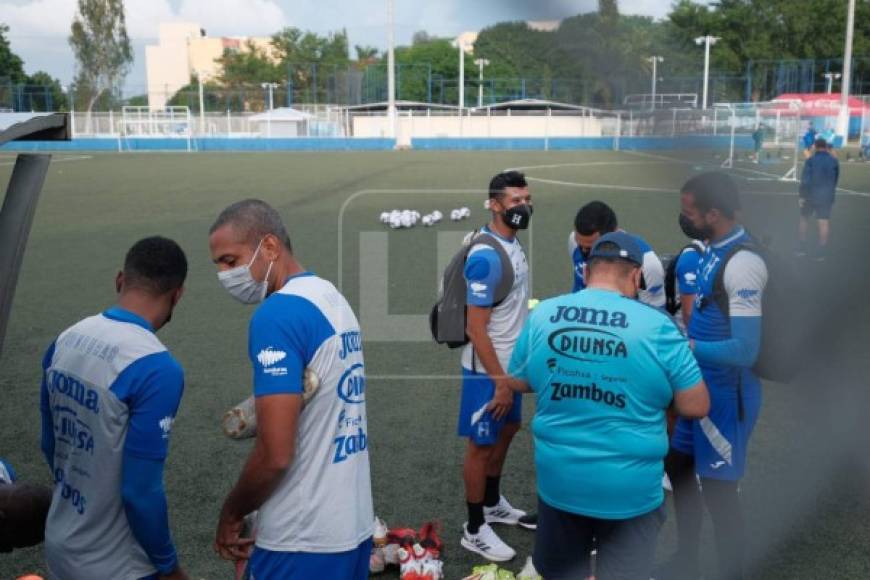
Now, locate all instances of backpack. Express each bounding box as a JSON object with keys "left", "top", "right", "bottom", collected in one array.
[
  {"left": 708, "top": 238, "right": 804, "bottom": 383},
  {"left": 663, "top": 240, "right": 705, "bottom": 315},
  {"left": 429, "top": 229, "right": 515, "bottom": 349}
]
